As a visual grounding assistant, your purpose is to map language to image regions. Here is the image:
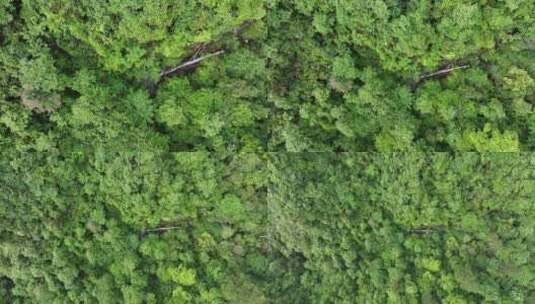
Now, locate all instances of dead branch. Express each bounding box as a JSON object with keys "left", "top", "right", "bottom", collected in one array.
[
  {"left": 159, "top": 49, "right": 225, "bottom": 78},
  {"left": 419, "top": 65, "right": 470, "bottom": 81},
  {"left": 409, "top": 225, "right": 447, "bottom": 235},
  {"left": 139, "top": 220, "right": 193, "bottom": 239},
  {"left": 410, "top": 228, "right": 435, "bottom": 235},
  {"left": 143, "top": 226, "right": 184, "bottom": 233},
  {"left": 158, "top": 19, "right": 254, "bottom": 79},
  {"left": 145, "top": 20, "right": 256, "bottom": 96},
  {"left": 232, "top": 20, "right": 254, "bottom": 36},
  {"left": 144, "top": 226, "right": 183, "bottom": 233}
]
